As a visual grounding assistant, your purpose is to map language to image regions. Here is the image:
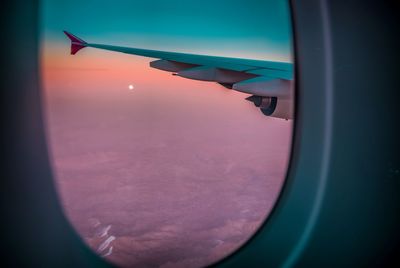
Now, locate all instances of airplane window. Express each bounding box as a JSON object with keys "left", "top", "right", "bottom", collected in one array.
[{"left": 40, "top": 0, "right": 294, "bottom": 267}]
